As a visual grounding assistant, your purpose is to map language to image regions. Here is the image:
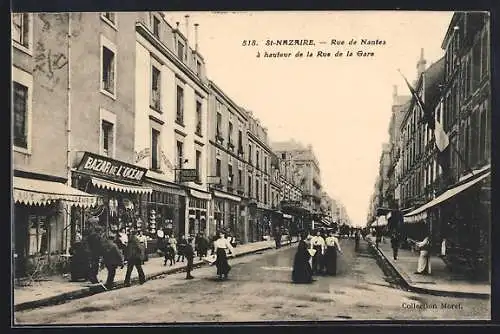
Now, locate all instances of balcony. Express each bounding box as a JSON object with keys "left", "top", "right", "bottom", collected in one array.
[
  {"left": 215, "top": 132, "right": 224, "bottom": 145},
  {"left": 237, "top": 184, "right": 245, "bottom": 195},
  {"left": 227, "top": 141, "right": 235, "bottom": 152}
]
